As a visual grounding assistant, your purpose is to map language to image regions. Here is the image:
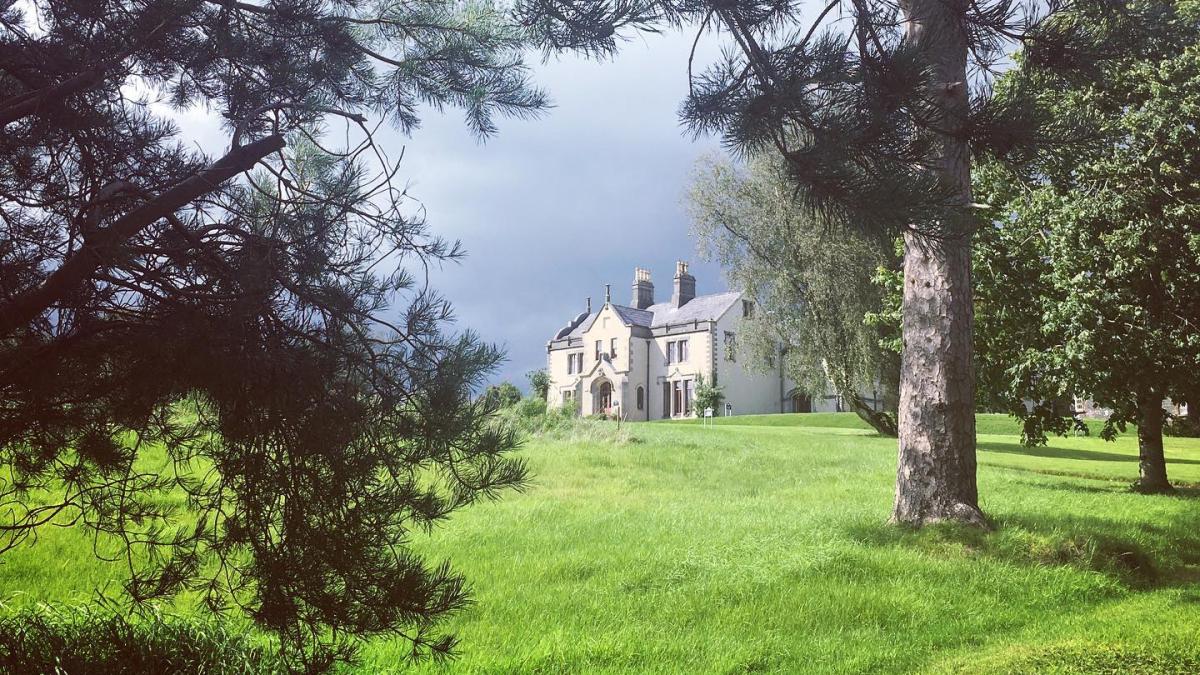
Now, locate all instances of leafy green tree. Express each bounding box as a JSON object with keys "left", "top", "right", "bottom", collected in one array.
[
  {"left": 693, "top": 374, "right": 724, "bottom": 417},
  {"left": 973, "top": 3, "right": 1200, "bottom": 492},
  {"left": 690, "top": 154, "right": 899, "bottom": 435},
  {"left": 484, "top": 381, "right": 524, "bottom": 409},
  {"left": 517, "top": 0, "right": 1134, "bottom": 526},
  {"left": 527, "top": 368, "right": 552, "bottom": 400},
  {"left": 0, "top": 0, "right": 541, "bottom": 667}
]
